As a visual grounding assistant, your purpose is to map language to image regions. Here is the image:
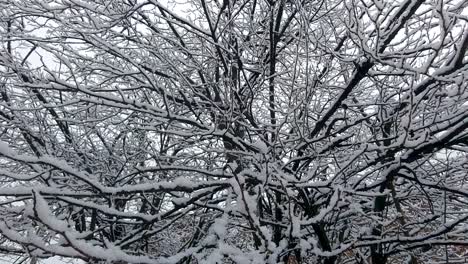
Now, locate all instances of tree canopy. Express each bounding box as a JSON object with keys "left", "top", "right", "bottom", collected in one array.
[{"left": 0, "top": 0, "right": 468, "bottom": 263}]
